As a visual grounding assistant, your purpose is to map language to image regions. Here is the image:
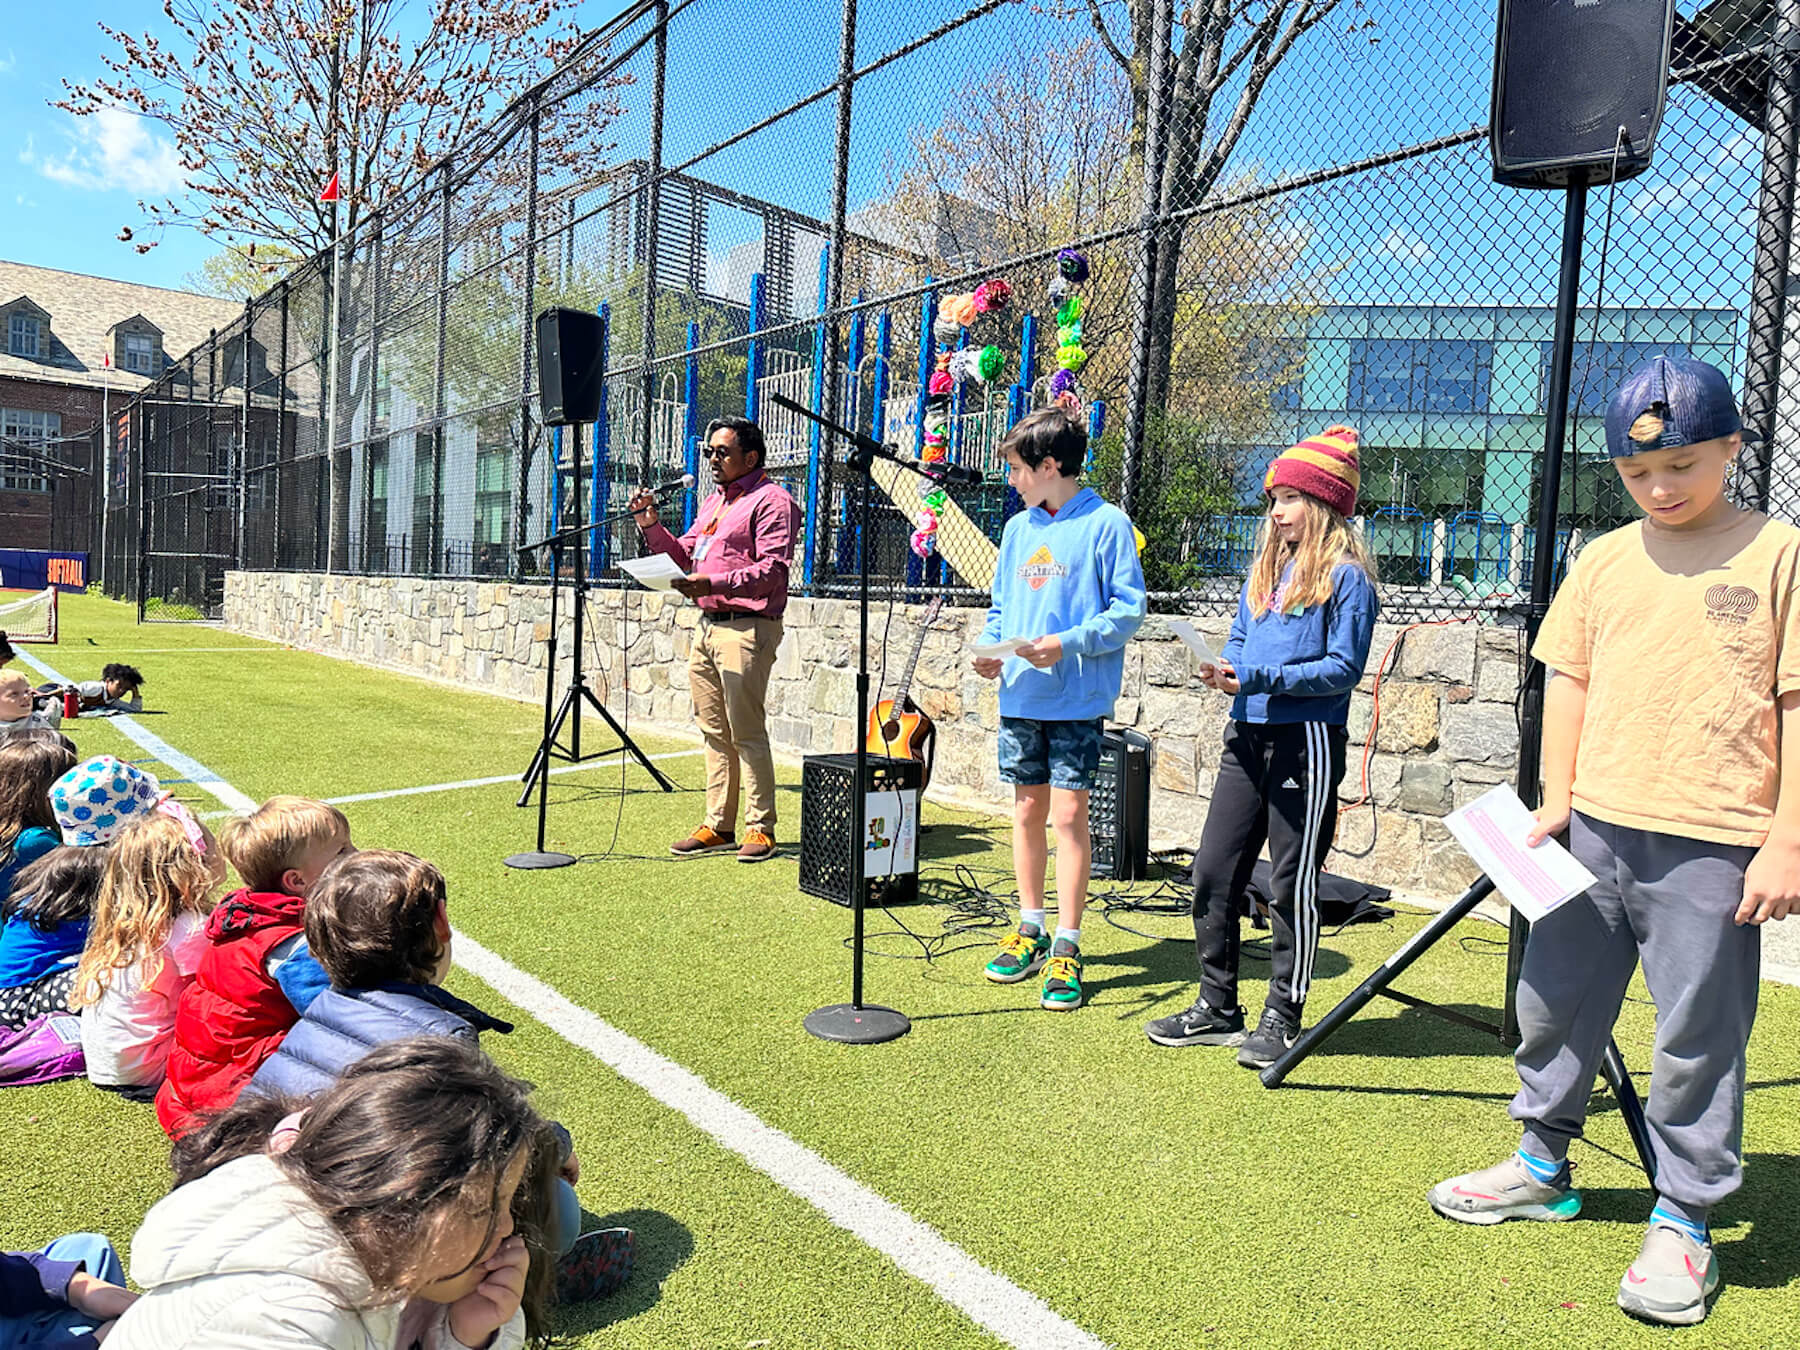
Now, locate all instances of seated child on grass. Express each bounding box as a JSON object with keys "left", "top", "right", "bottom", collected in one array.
[
  {"left": 73, "top": 803, "right": 224, "bottom": 1096},
  {"left": 251, "top": 850, "right": 587, "bottom": 1262},
  {"left": 0, "top": 756, "right": 161, "bottom": 1029},
  {"left": 111, "top": 1038, "right": 548, "bottom": 1350},
  {"left": 1, "top": 1232, "right": 137, "bottom": 1347},
  {"left": 154, "top": 796, "right": 353, "bottom": 1138},
  {"left": 0, "top": 739, "right": 76, "bottom": 906},
  {"left": 0, "top": 672, "right": 60, "bottom": 745}
]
